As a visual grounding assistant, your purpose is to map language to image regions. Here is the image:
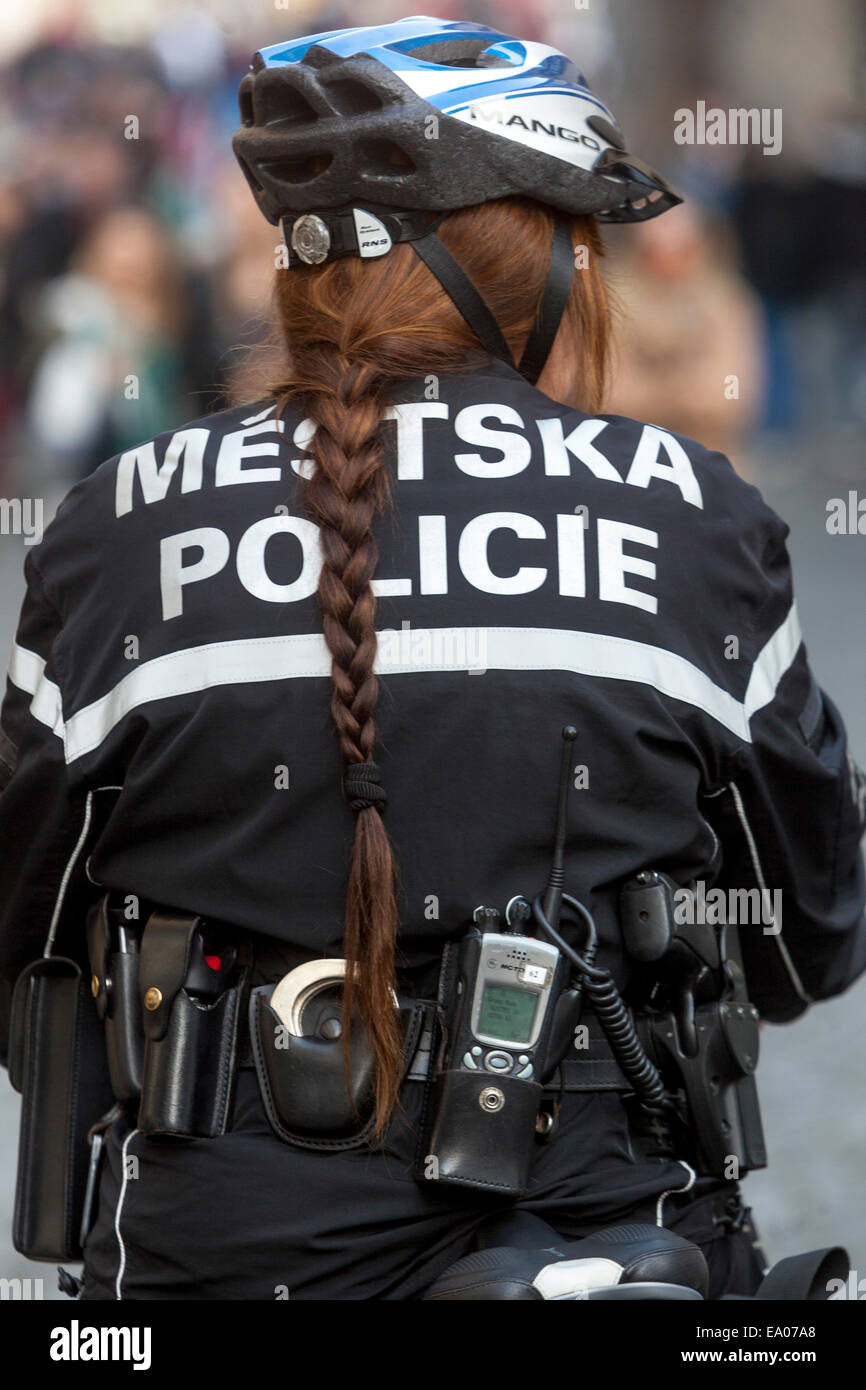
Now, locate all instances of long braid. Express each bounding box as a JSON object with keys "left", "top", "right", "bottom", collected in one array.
[
  {"left": 295, "top": 348, "right": 403, "bottom": 1132},
  {"left": 268, "top": 199, "right": 613, "bottom": 1137}
]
